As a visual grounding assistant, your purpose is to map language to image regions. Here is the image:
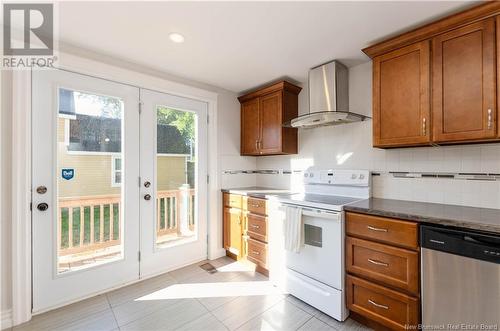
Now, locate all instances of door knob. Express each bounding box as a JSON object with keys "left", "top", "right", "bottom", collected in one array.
[
  {"left": 144, "top": 181, "right": 151, "bottom": 188},
  {"left": 144, "top": 194, "right": 151, "bottom": 201},
  {"left": 37, "top": 203, "right": 49, "bottom": 211}
]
